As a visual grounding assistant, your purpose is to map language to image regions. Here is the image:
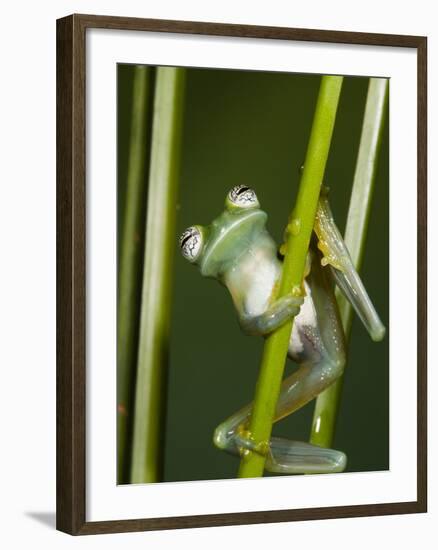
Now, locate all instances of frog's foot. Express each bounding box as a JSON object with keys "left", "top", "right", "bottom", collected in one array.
[
  {"left": 313, "top": 193, "right": 385, "bottom": 342},
  {"left": 234, "top": 430, "right": 346, "bottom": 475},
  {"left": 266, "top": 438, "right": 347, "bottom": 474},
  {"left": 213, "top": 414, "right": 269, "bottom": 458},
  {"left": 213, "top": 404, "right": 252, "bottom": 457},
  {"left": 214, "top": 423, "right": 346, "bottom": 474},
  {"left": 234, "top": 427, "right": 270, "bottom": 458}
]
